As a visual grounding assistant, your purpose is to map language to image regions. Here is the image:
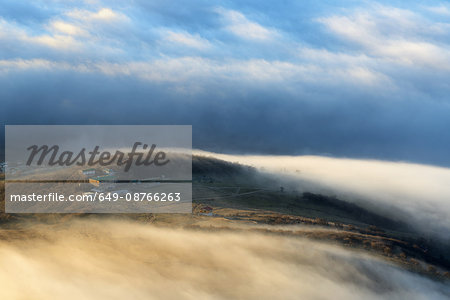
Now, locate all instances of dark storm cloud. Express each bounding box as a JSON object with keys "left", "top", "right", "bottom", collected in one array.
[
  {"left": 1, "top": 0, "right": 450, "bottom": 165},
  {"left": 2, "top": 68, "right": 450, "bottom": 166}
]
